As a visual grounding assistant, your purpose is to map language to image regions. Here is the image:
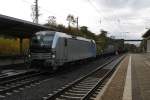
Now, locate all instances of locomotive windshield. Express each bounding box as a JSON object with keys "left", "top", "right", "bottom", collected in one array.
[
  {"left": 31, "top": 35, "right": 53, "bottom": 45},
  {"left": 30, "top": 33, "right": 54, "bottom": 52}
]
